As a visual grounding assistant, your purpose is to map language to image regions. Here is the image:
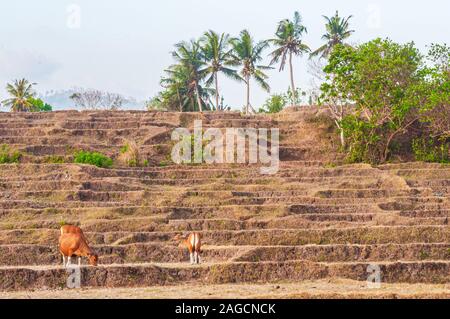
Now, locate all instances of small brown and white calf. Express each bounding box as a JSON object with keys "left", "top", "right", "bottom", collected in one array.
[
  {"left": 176, "top": 233, "right": 202, "bottom": 264},
  {"left": 59, "top": 225, "right": 98, "bottom": 267}
]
